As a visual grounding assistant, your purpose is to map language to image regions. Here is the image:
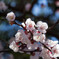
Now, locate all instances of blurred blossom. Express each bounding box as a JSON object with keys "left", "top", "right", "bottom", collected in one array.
[
  {"left": 32, "top": 0, "right": 53, "bottom": 17},
  {"left": 50, "top": 10, "right": 59, "bottom": 22},
  {"left": 38, "top": 0, "right": 48, "bottom": 6},
  {"left": 10, "top": 1, "right": 16, "bottom": 7},
  {"left": 32, "top": 4, "right": 41, "bottom": 16},
  {"left": 55, "top": 10, "right": 59, "bottom": 19},
  {"left": 55, "top": 1, "right": 59, "bottom": 7},
  {"left": 25, "top": 3, "right": 31, "bottom": 11},
  {"left": 42, "top": 7, "right": 53, "bottom": 17},
  {"left": 0, "top": 1, "right": 7, "bottom": 11}
]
